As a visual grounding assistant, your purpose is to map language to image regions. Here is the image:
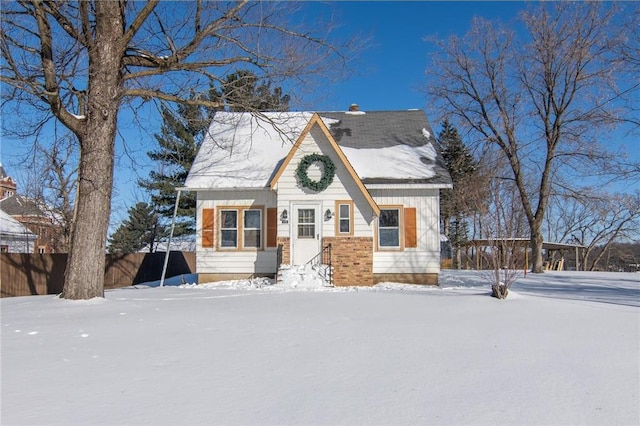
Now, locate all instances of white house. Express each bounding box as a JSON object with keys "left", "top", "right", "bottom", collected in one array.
[
  {"left": 183, "top": 106, "right": 452, "bottom": 286},
  {"left": 0, "top": 209, "right": 37, "bottom": 253}
]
